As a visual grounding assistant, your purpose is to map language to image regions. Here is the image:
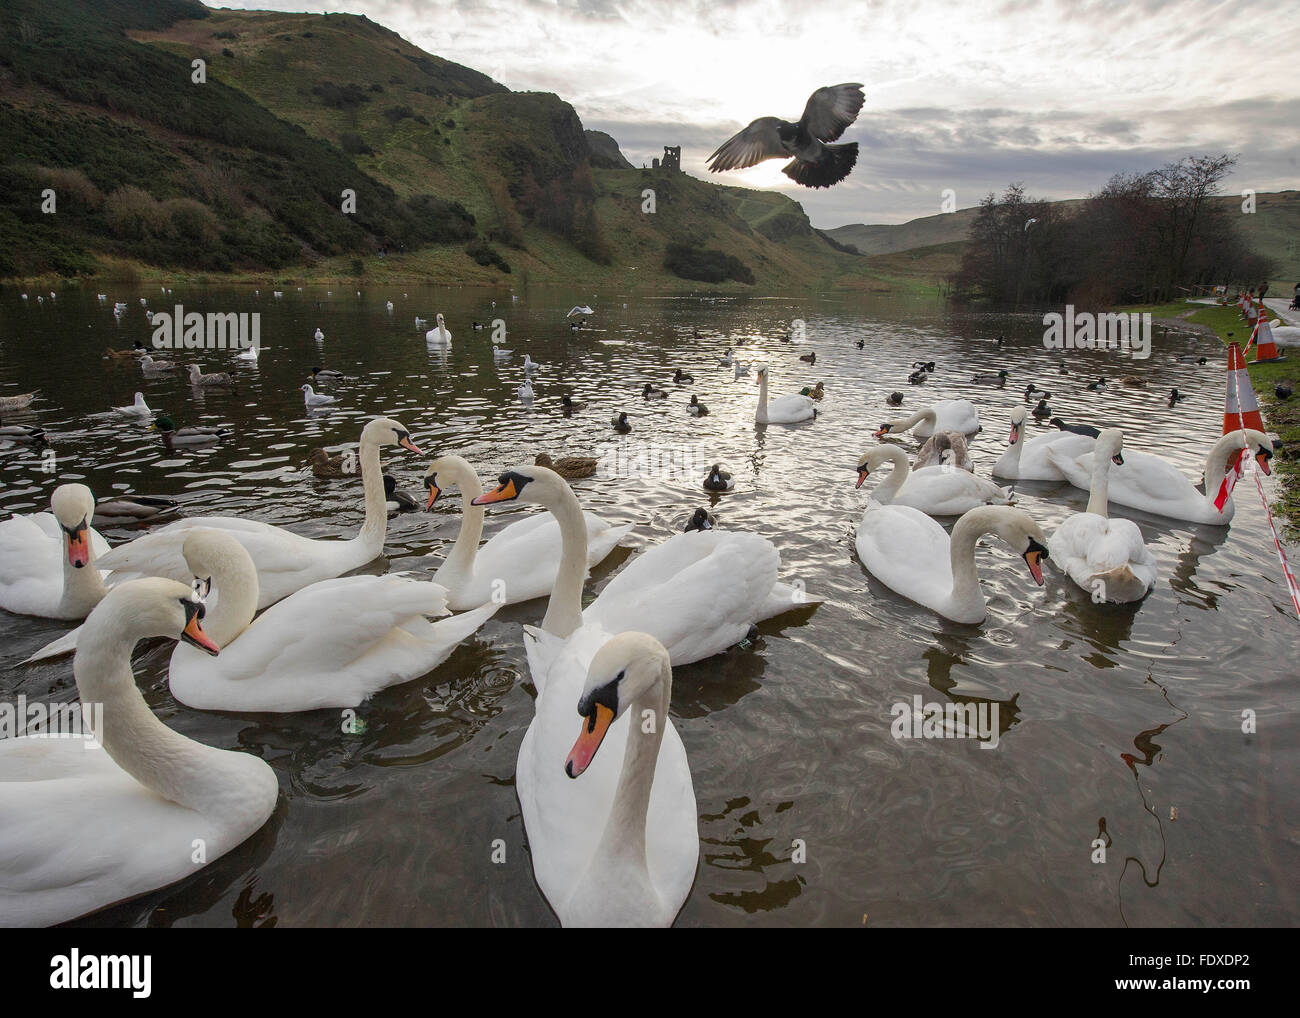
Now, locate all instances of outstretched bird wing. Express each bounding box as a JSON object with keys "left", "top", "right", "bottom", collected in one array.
[
  {"left": 798, "top": 83, "right": 865, "bottom": 142},
  {"left": 707, "top": 117, "right": 787, "bottom": 172}
]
